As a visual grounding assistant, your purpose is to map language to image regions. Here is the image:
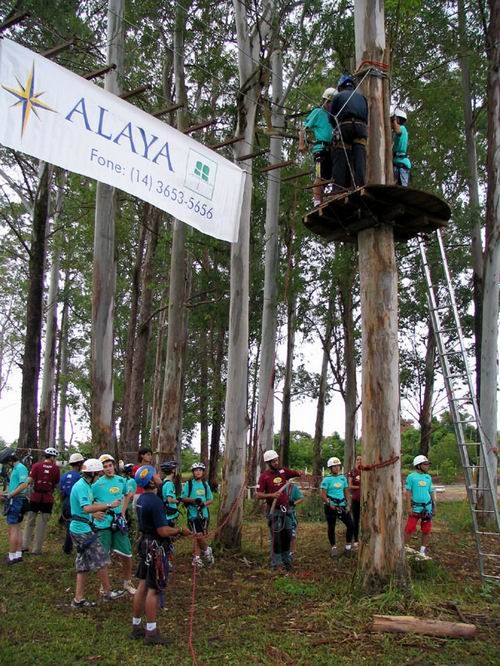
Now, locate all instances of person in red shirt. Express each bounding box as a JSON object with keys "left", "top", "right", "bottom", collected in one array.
[
  {"left": 348, "top": 455, "right": 362, "bottom": 549},
  {"left": 256, "top": 450, "right": 301, "bottom": 570},
  {"left": 22, "top": 447, "right": 60, "bottom": 554}
]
